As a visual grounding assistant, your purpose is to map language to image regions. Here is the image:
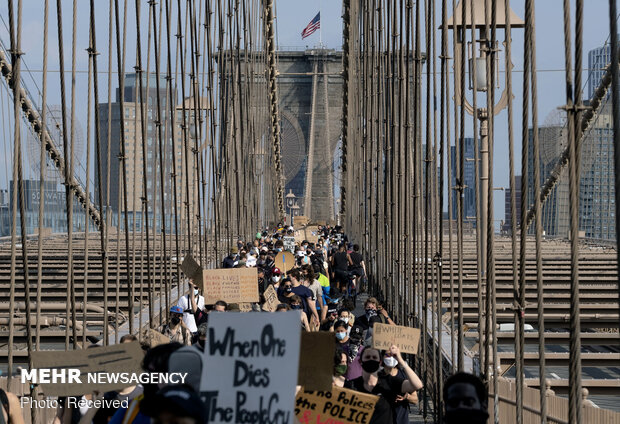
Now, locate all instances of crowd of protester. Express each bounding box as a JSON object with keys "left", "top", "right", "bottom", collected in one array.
[{"left": 1, "top": 224, "right": 489, "bottom": 424}]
